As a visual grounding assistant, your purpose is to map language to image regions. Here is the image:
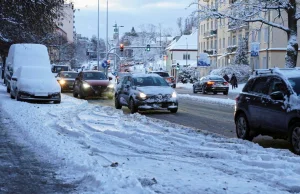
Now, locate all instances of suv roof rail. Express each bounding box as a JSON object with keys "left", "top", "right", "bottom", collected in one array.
[{"left": 253, "top": 68, "right": 274, "bottom": 75}]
